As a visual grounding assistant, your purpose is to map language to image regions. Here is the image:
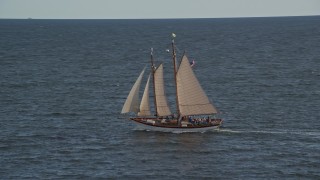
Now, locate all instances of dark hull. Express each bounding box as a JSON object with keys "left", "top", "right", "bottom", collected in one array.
[{"left": 130, "top": 117, "right": 223, "bottom": 129}]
